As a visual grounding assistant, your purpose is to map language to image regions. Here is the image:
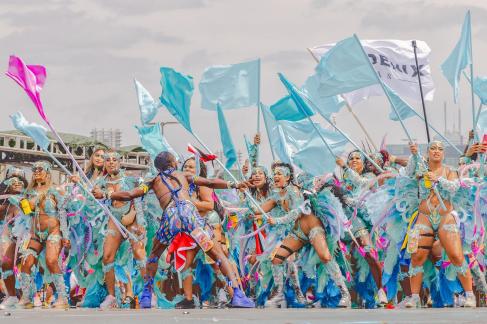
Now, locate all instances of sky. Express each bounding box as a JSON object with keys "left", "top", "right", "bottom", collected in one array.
[{"left": 1, "top": 0, "right": 486, "bottom": 165}]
